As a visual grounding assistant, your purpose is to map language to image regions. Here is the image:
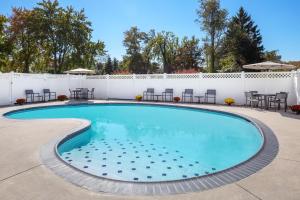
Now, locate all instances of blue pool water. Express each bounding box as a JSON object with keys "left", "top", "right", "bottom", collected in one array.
[{"left": 6, "top": 104, "right": 263, "bottom": 182}]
